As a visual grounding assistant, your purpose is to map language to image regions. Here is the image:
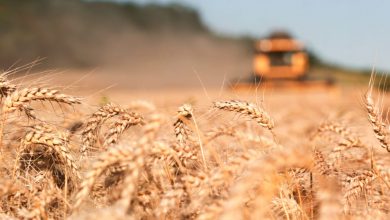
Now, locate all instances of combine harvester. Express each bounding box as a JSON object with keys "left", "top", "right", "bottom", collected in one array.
[{"left": 231, "top": 31, "right": 334, "bottom": 91}]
